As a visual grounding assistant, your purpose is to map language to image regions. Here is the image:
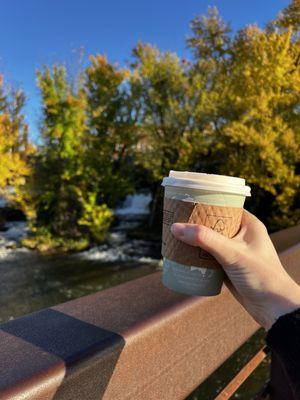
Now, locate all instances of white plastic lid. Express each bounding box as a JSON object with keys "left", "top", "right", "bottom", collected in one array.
[{"left": 162, "top": 170, "right": 251, "bottom": 197}]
